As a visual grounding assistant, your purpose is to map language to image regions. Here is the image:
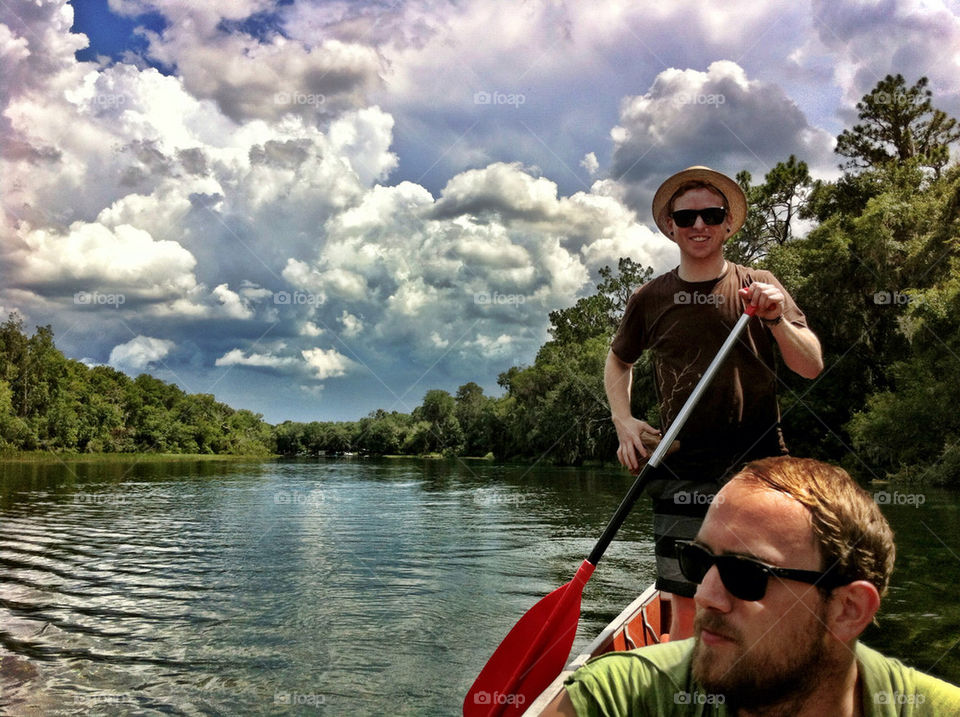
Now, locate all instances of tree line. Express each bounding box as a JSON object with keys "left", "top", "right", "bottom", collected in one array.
[
  {"left": 0, "top": 315, "right": 273, "bottom": 455},
  {"left": 3, "top": 74, "right": 959, "bottom": 483}
]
